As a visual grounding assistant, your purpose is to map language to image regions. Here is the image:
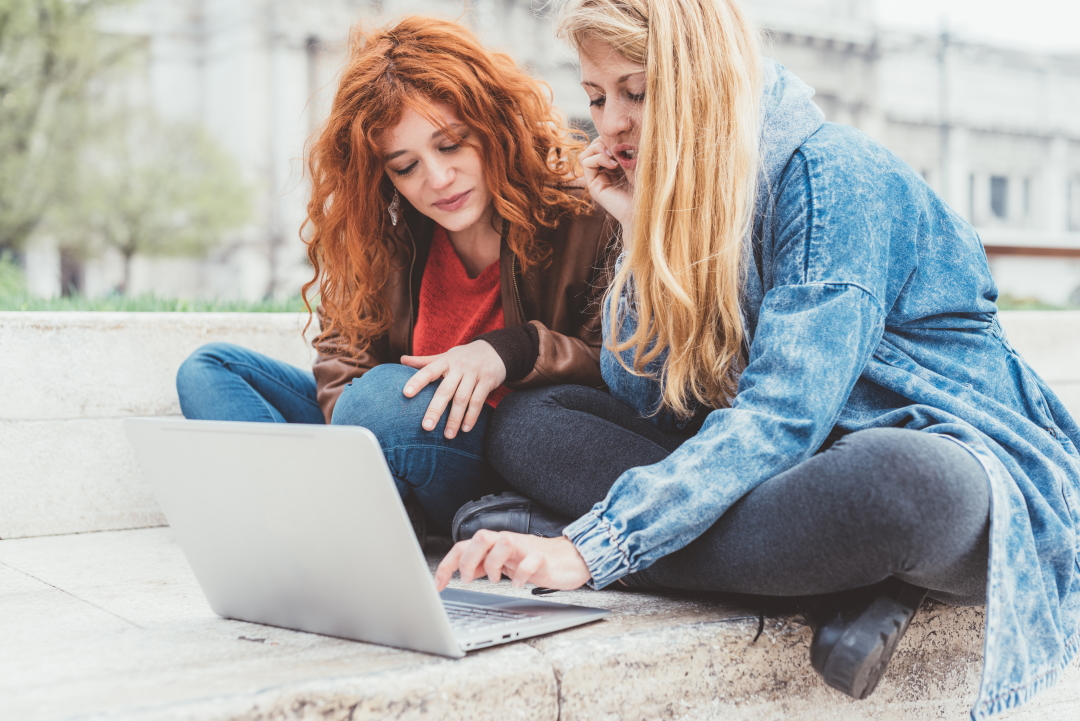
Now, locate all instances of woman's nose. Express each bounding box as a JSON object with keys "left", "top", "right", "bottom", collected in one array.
[
  {"left": 600, "top": 100, "right": 633, "bottom": 140},
  {"left": 428, "top": 159, "right": 456, "bottom": 190}
]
